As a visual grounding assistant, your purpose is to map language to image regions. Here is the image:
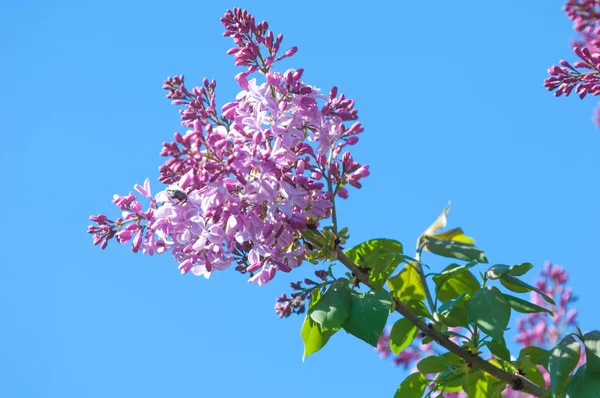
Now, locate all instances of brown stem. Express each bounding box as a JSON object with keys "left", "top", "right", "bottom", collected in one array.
[{"left": 336, "top": 249, "right": 546, "bottom": 397}]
